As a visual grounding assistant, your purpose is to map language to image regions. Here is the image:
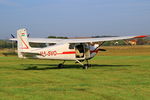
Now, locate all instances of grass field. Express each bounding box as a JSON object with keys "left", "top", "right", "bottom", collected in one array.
[{"left": 0, "top": 46, "right": 150, "bottom": 100}]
